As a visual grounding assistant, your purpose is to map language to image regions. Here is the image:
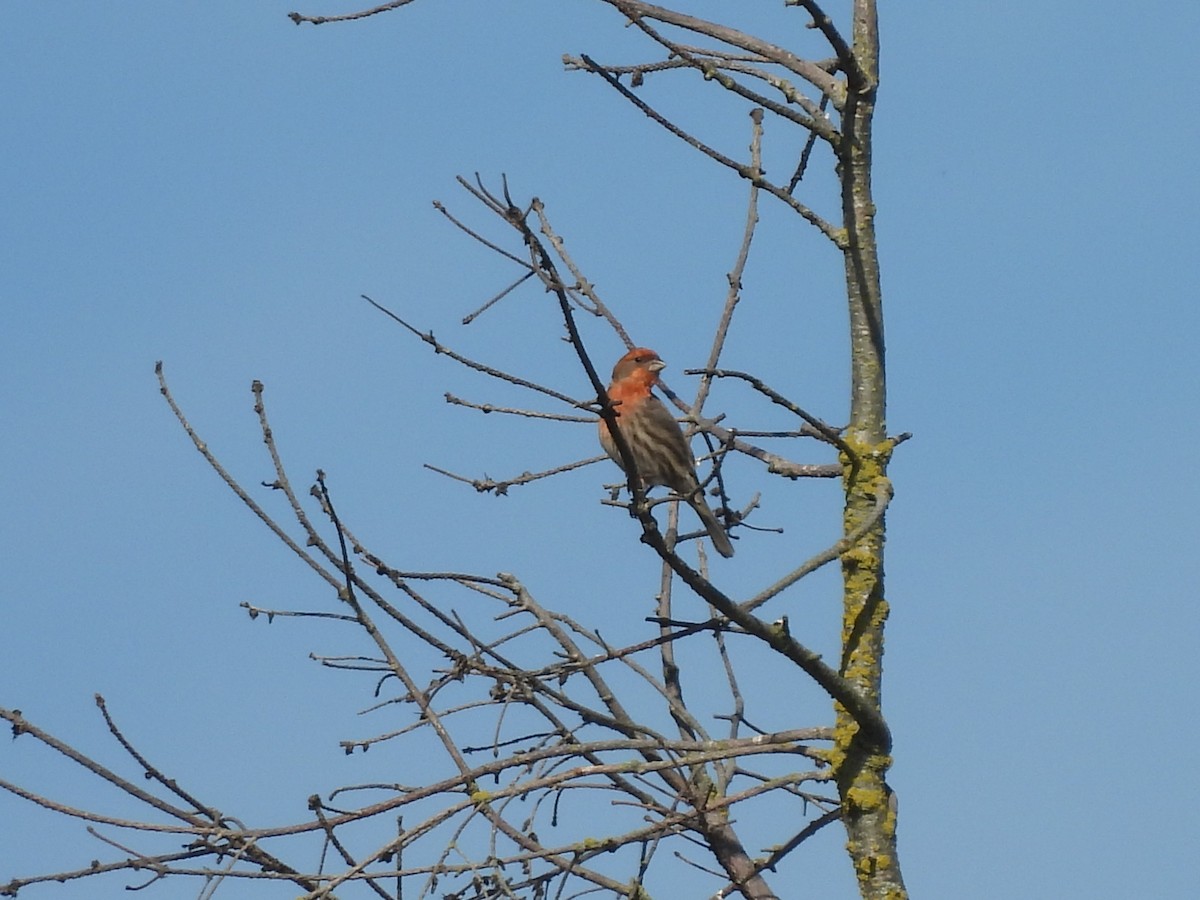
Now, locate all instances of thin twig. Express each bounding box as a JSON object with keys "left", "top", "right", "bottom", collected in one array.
[
  {"left": 423, "top": 455, "right": 605, "bottom": 495},
  {"left": 289, "top": 0, "right": 418, "bottom": 27},
  {"left": 362, "top": 295, "right": 590, "bottom": 410},
  {"left": 444, "top": 392, "right": 593, "bottom": 422},
  {"left": 695, "top": 107, "right": 764, "bottom": 414},
  {"left": 577, "top": 54, "right": 844, "bottom": 246},
  {"left": 687, "top": 366, "right": 855, "bottom": 460},
  {"left": 742, "top": 480, "right": 892, "bottom": 613}
]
